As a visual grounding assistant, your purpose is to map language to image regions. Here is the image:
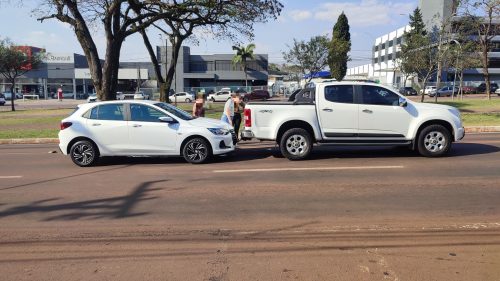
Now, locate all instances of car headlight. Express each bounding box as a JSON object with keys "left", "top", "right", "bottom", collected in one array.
[{"left": 207, "top": 128, "right": 229, "bottom": 135}]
